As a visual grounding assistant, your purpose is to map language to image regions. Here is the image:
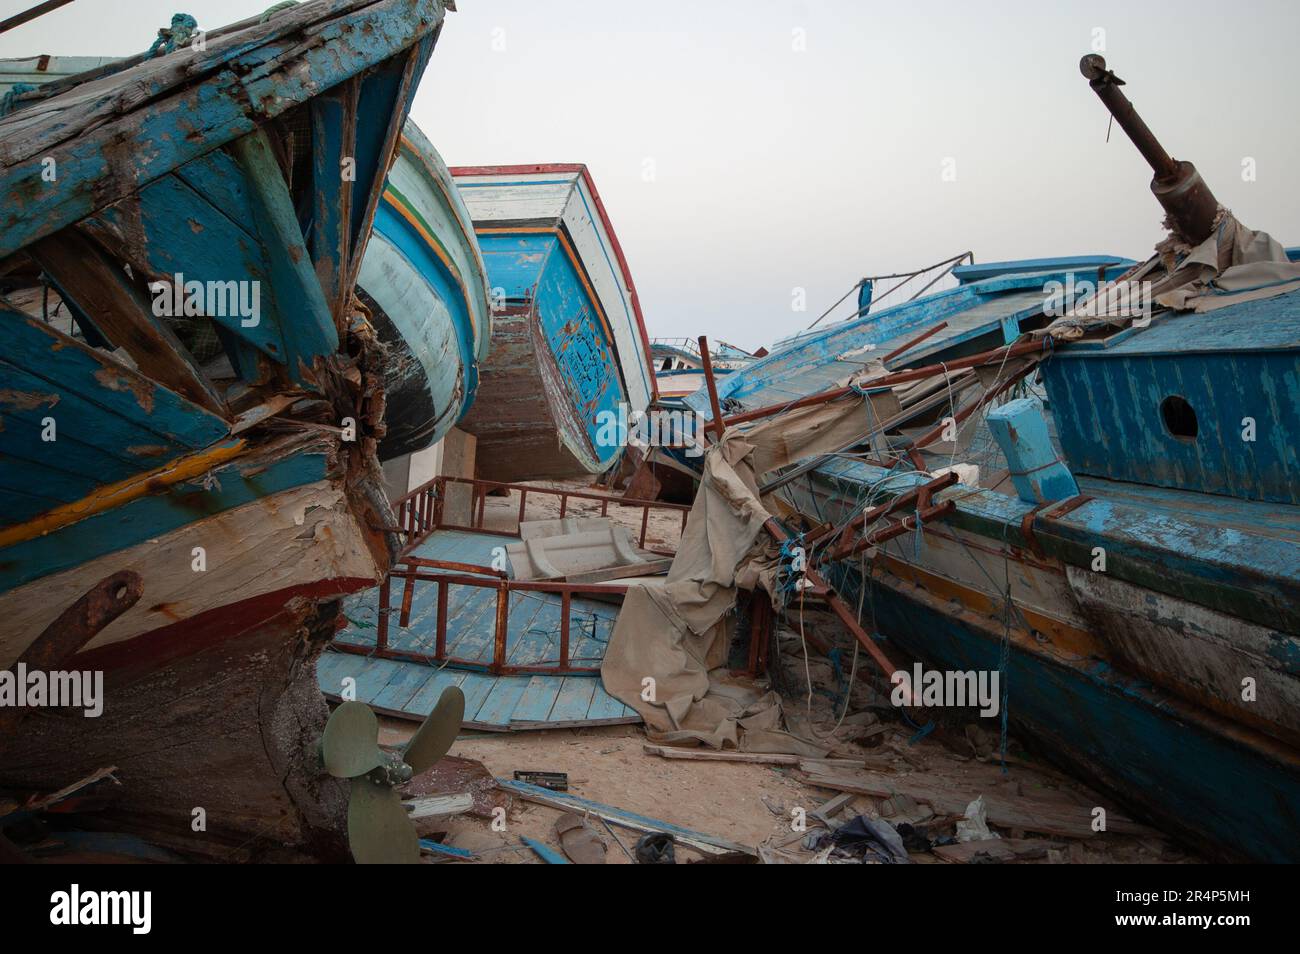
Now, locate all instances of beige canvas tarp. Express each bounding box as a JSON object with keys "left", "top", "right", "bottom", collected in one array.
[
  {"left": 1042, "top": 210, "right": 1300, "bottom": 343},
  {"left": 1154, "top": 210, "right": 1300, "bottom": 312},
  {"left": 600, "top": 392, "right": 882, "bottom": 754}
]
